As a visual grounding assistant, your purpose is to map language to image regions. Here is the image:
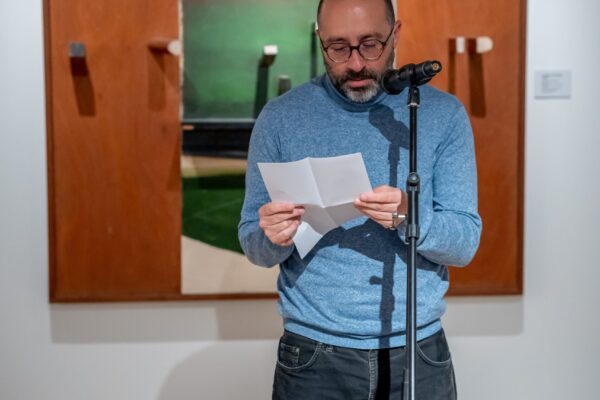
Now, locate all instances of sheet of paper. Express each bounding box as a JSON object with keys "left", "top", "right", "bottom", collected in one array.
[{"left": 258, "top": 153, "right": 372, "bottom": 258}]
